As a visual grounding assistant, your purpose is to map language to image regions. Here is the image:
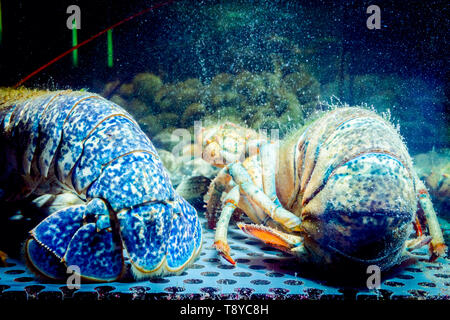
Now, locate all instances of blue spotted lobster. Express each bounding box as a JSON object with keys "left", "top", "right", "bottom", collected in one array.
[
  {"left": 199, "top": 107, "right": 447, "bottom": 272},
  {"left": 0, "top": 88, "right": 202, "bottom": 282}
]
